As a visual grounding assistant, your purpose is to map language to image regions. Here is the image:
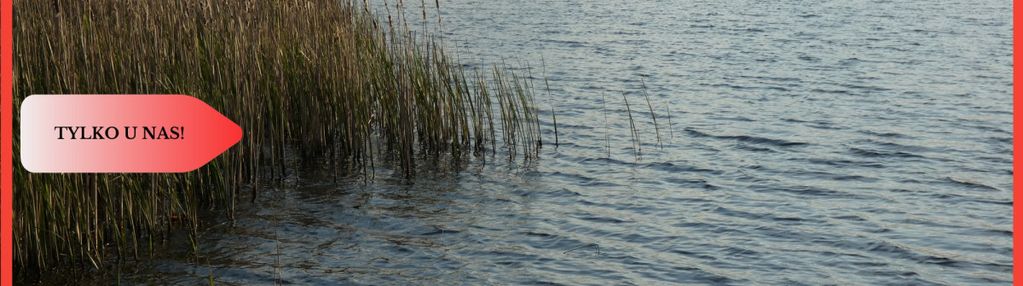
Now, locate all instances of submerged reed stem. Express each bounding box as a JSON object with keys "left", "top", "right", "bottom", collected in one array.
[
  {"left": 622, "top": 91, "right": 640, "bottom": 158},
  {"left": 665, "top": 105, "right": 674, "bottom": 142},
  {"left": 602, "top": 92, "right": 610, "bottom": 158},
  {"left": 640, "top": 79, "right": 661, "bottom": 149},
  {"left": 542, "top": 57, "right": 558, "bottom": 148}
]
